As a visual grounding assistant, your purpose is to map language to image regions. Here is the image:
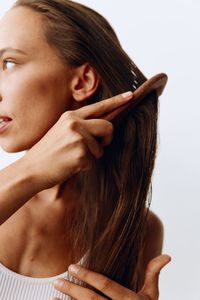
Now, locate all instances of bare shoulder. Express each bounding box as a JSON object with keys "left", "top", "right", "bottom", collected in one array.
[
  {"left": 142, "top": 209, "right": 164, "bottom": 266},
  {"left": 145, "top": 210, "right": 164, "bottom": 246},
  {"left": 137, "top": 210, "right": 164, "bottom": 289}
]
